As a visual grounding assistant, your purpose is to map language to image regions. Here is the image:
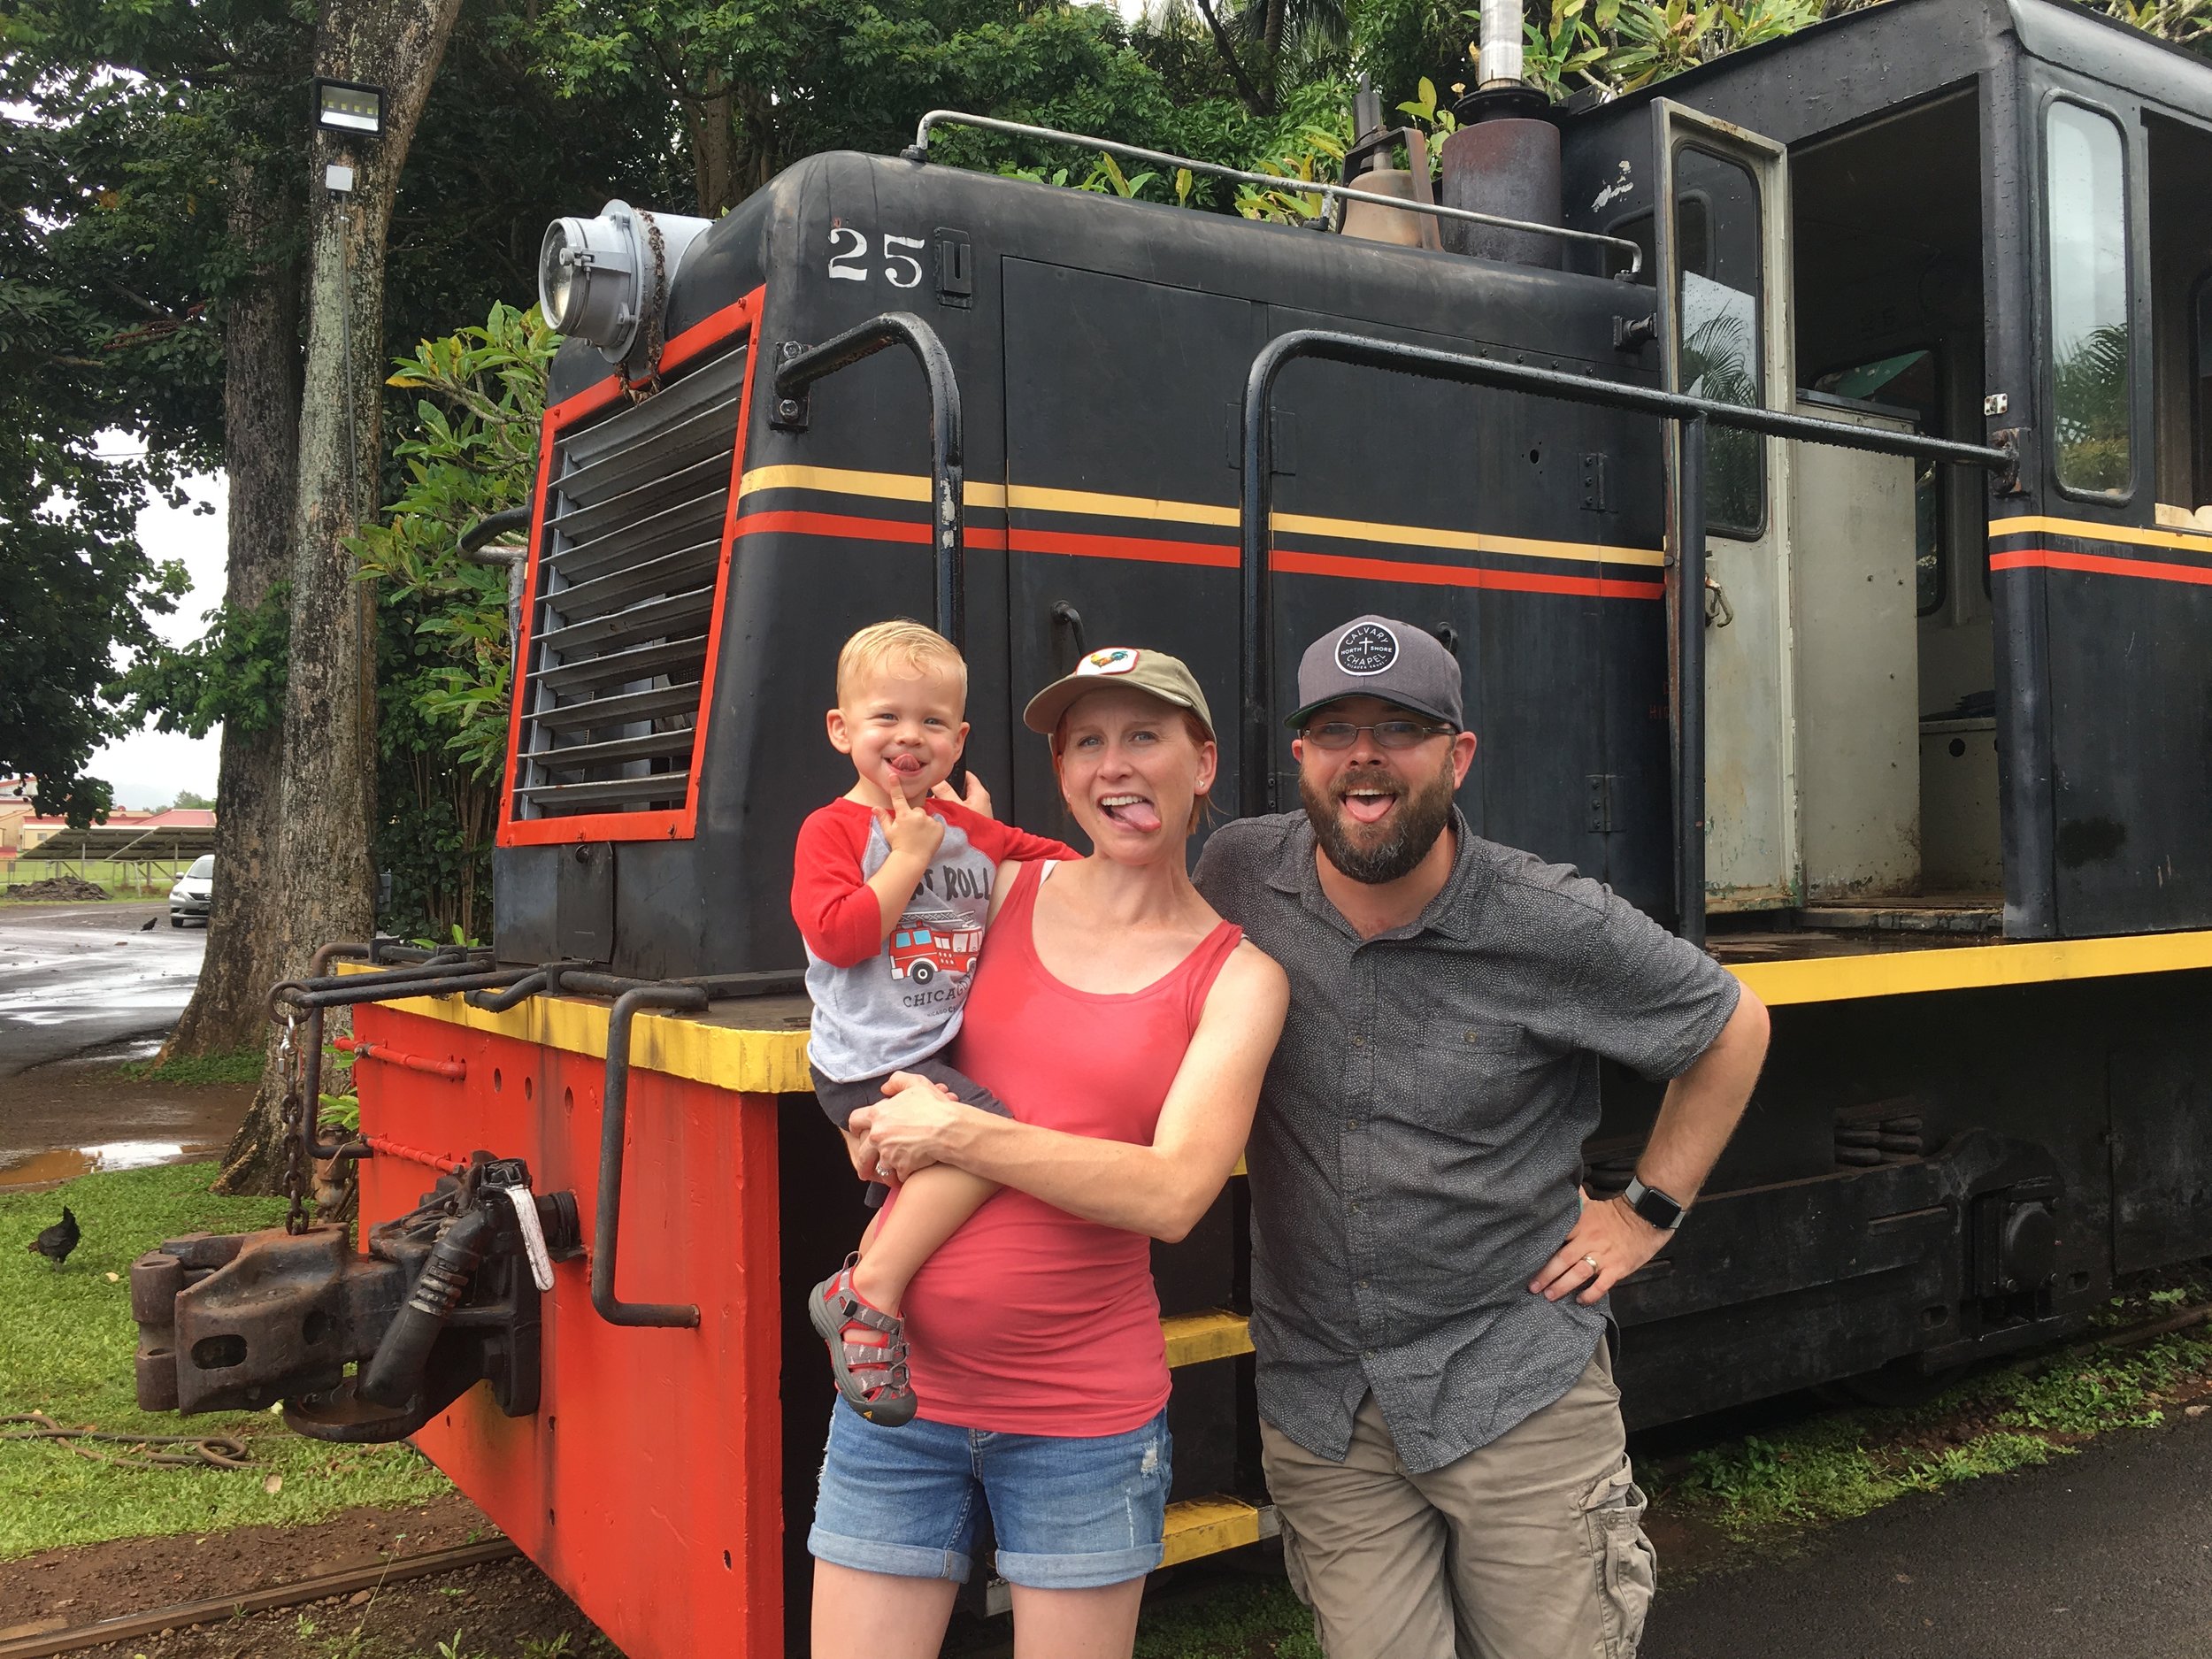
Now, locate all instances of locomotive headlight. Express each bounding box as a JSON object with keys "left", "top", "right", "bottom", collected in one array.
[
  {"left": 537, "top": 200, "right": 716, "bottom": 368},
  {"left": 539, "top": 209, "right": 640, "bottom": 342}
]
